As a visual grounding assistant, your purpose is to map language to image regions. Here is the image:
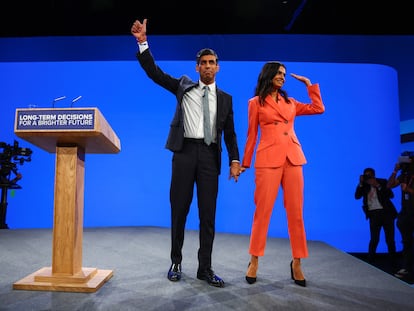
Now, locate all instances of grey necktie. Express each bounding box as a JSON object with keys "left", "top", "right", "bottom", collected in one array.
[{"left": 203, "top": 86, "right": 212, "bottom": 145}]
